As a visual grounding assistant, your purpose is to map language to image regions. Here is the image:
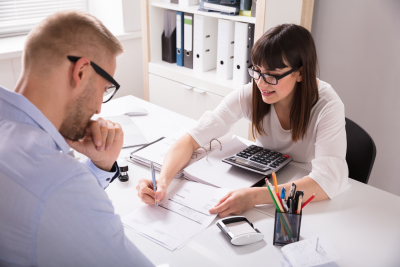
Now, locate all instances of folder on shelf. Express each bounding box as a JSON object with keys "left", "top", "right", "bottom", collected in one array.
[
  {"left": 233, "top": 22, "right": 253, "bottom": 85},
  {"left": 193, "top": 15, "right": 218, "bottom": 72},
  {"left": 183, "top": 13, "right": 194, "bottom": 69},
  {"left": 216, "top": 19, "right": 235, "bottom": 80},
  {"left": 176, "top": 11, "right": 184, "bottom": 66},
  {"left": 162, "top": 10, "right": 177, "bottom": 64},
  {"left": 248, "top": 23, "right": 255, "bottom": 64}
]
